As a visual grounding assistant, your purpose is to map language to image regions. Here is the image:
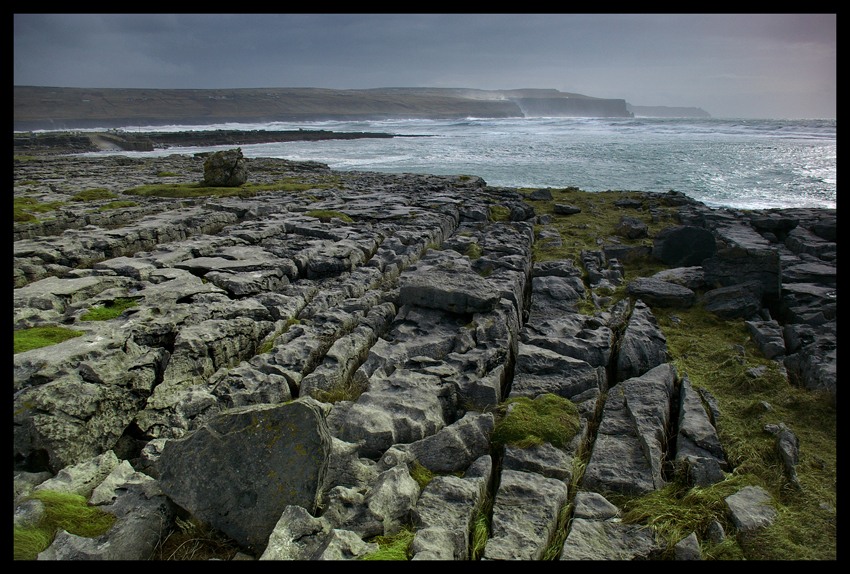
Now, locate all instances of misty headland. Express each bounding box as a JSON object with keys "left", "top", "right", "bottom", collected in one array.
[{"left": 13, "top": 86, "right": 711, "bottom": 132}]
